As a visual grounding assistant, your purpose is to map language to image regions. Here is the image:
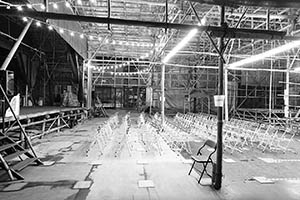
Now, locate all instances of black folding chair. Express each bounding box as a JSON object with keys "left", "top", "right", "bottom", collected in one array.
[{"left": 188, "top": 139, "right": 217, "bottom": 184}]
